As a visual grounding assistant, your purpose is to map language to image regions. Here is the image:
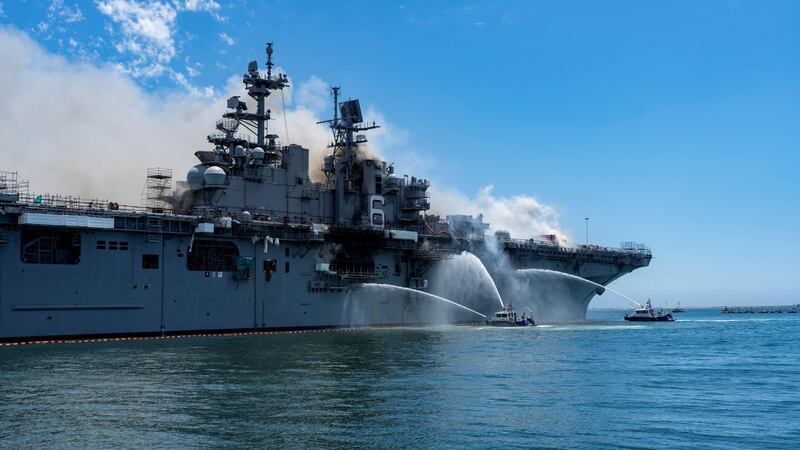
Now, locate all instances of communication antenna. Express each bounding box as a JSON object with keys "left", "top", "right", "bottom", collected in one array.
[{"left": 266, "top": 41, "right": 274, "bottom": 79}]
